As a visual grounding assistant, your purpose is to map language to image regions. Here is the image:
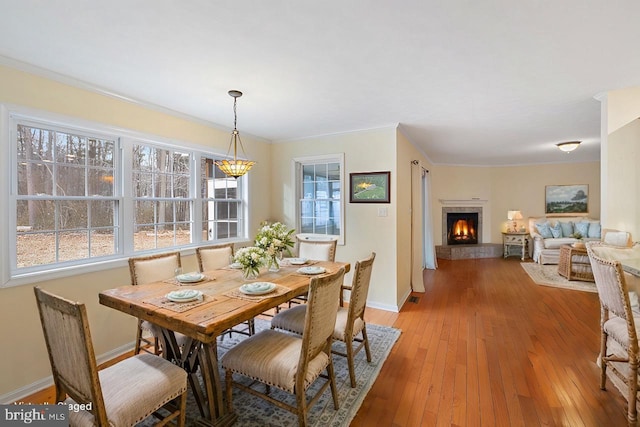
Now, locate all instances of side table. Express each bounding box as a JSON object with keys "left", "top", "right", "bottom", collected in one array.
[
  {"left": 558, "top": 244, "right": 594, "bottom": 282},
  {"left": 502, "top": 232, "right": 529, "bottom": 261}
]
